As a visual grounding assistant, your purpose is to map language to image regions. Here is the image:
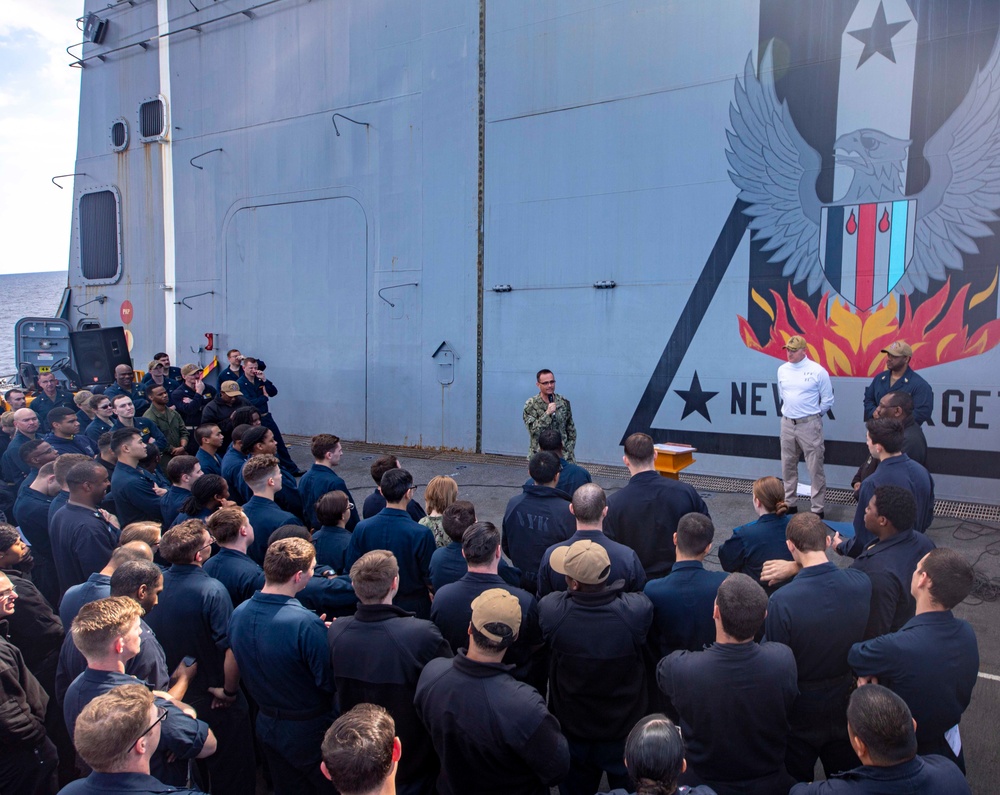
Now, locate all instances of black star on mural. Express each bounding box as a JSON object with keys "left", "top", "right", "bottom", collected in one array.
[
  {"left": 849, "top": 1, "right": 909, "bottom": 68},
  {"left": 674, "top": 371, "right": 718, "bottom": 422}
]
